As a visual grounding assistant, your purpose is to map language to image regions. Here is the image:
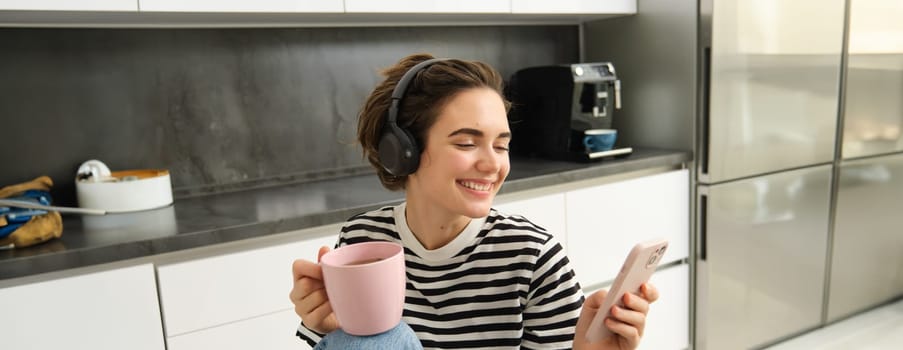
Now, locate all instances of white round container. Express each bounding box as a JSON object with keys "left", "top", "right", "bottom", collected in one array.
[{"left": 76, "top": 169, "right": 173, "bottom": 213}]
